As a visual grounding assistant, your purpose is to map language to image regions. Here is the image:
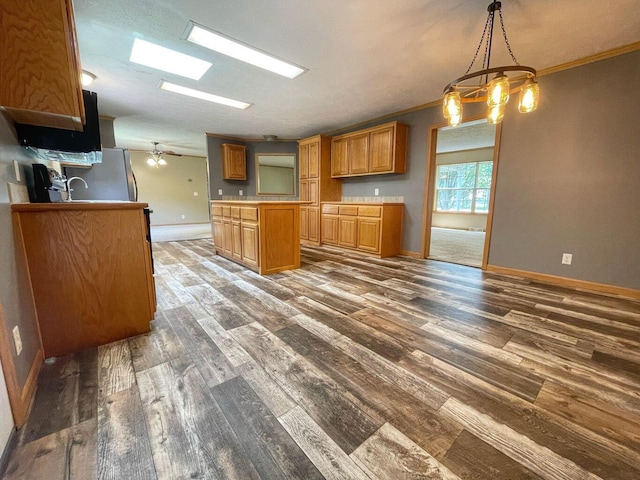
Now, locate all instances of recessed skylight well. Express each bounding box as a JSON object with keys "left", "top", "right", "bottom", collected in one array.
[
  {"left": 184, "top": 22, "right": 307, "bottom": 79},
  {"left": 160, "top": 81, "right": 252, "bottom": 109},
  {"left": 130, "top": 38, "right": 212, "bottom": 80}
]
